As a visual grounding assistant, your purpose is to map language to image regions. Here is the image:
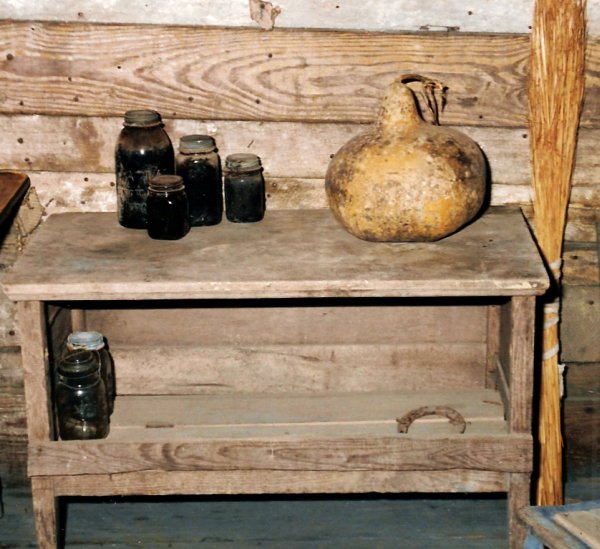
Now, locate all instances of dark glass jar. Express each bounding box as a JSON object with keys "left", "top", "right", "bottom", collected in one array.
[
  {"left": 55, "top": 350, "right": 109, "bottom": 440},
  {"left": 147, "top": 174, "right": 190, "bottom": 240},
  {"left": 67, "top": 331, "right": 115, "bottom": 415},
  {"left": 224, "top": 153, "right": 266, "bottom": 223},
  {"left": 176, "top": 134, "right": 223, "bottom": 226},
  {"left": 115, "top": 110, "right": 175, "bottom": 229}
]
